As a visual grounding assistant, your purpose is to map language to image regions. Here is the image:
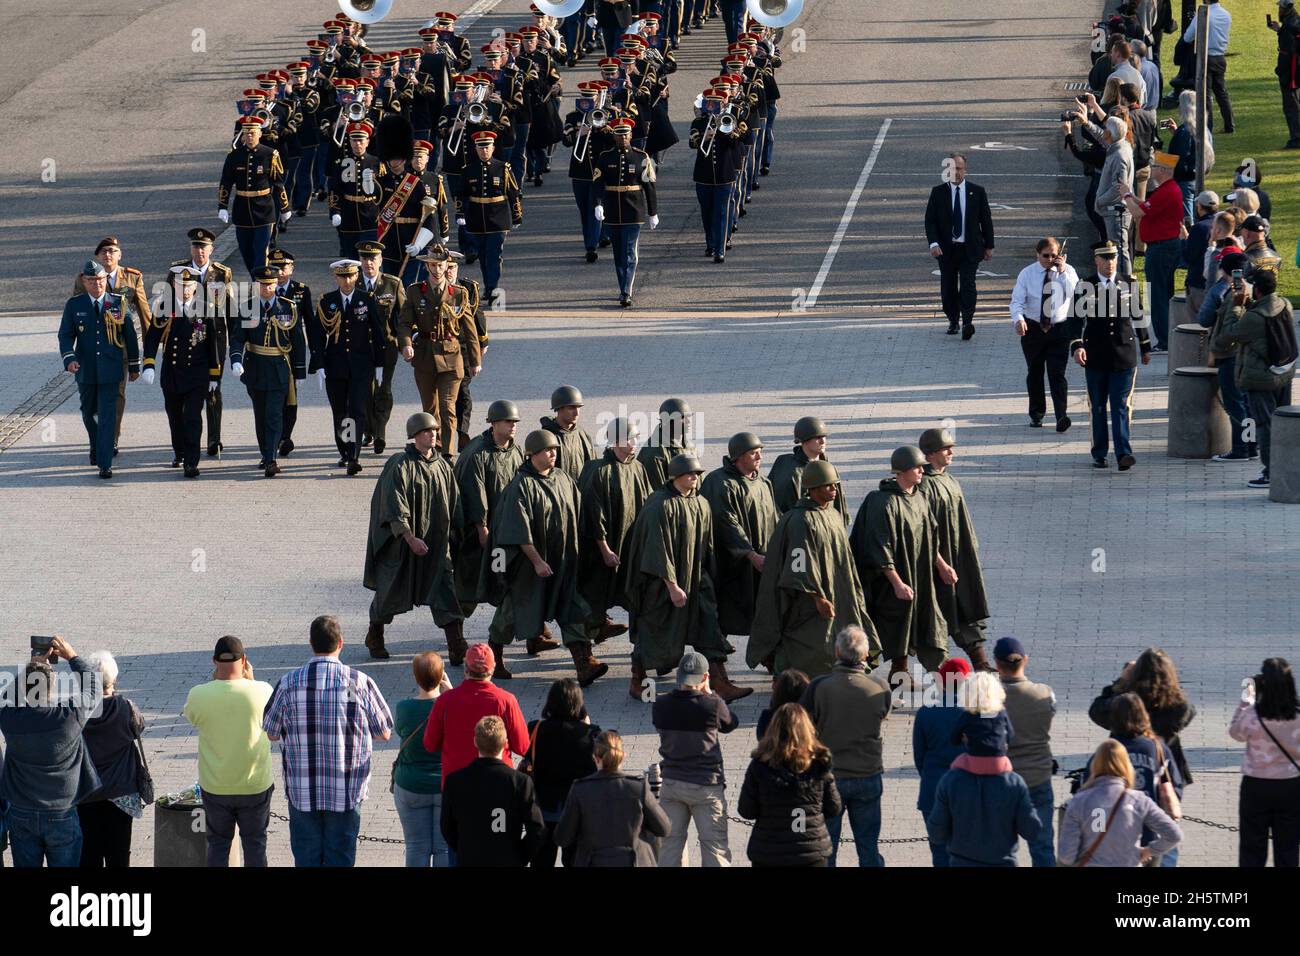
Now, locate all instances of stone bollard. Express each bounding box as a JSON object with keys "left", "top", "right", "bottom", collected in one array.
[
  {"left": 1167, "top": 366, "right": 1231, "bottom": 459},
  {"left": 1166, "top": 293, "right": 1186, "bottom": 334},
  {"left": 1268, "top": 407, "right": 1300, "bottom": 503},
  {"left": 1168, "top": 324, "right": 1210, "bottom": 377}
]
